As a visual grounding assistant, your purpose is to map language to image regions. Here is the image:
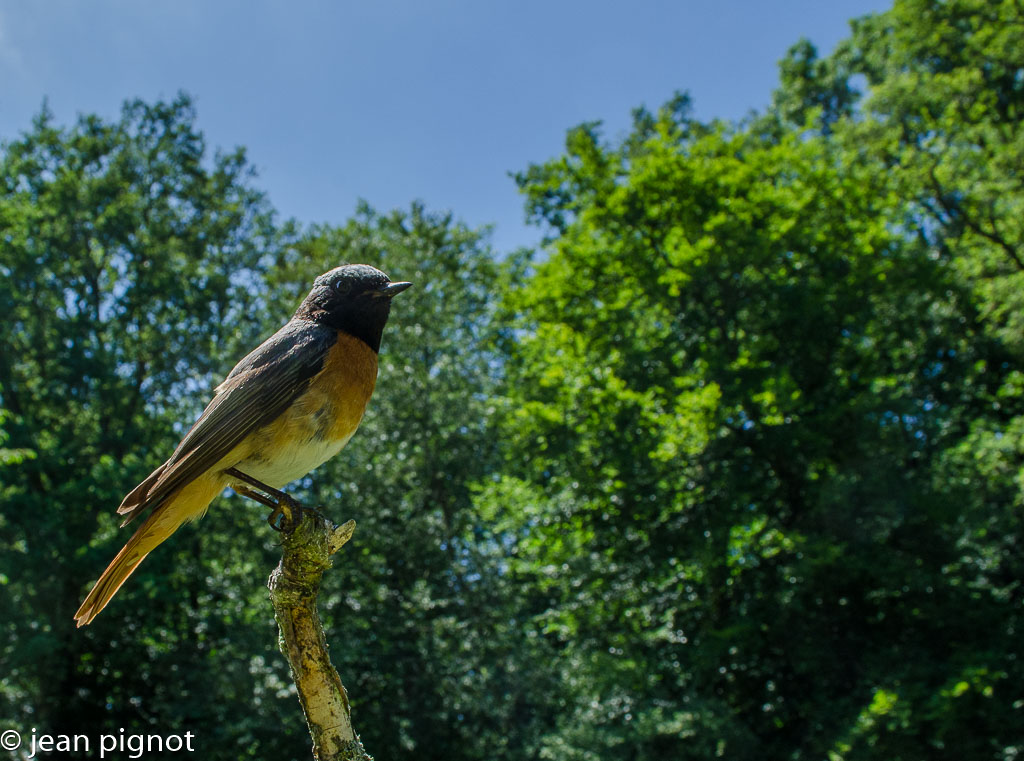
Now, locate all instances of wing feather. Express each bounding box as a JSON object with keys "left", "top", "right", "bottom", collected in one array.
[{"left": 118, "top": 320, "right": 335, "bottom": 525}]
